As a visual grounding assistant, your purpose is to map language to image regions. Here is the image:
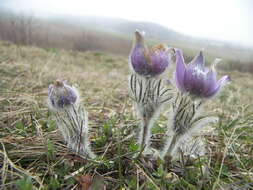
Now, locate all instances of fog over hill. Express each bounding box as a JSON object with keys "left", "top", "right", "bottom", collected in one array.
[
  {"left": 26, "top": 12, "right": 253, "bottom": 64},
  {"left": 50, "top": 14, "right": 252, "bottom": 49},
  {"left": 52, "top": 14, "right": 183, "bottom": 40},
  {"left": 1, "top": 4, "right": 253, "bottom": 66}
]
